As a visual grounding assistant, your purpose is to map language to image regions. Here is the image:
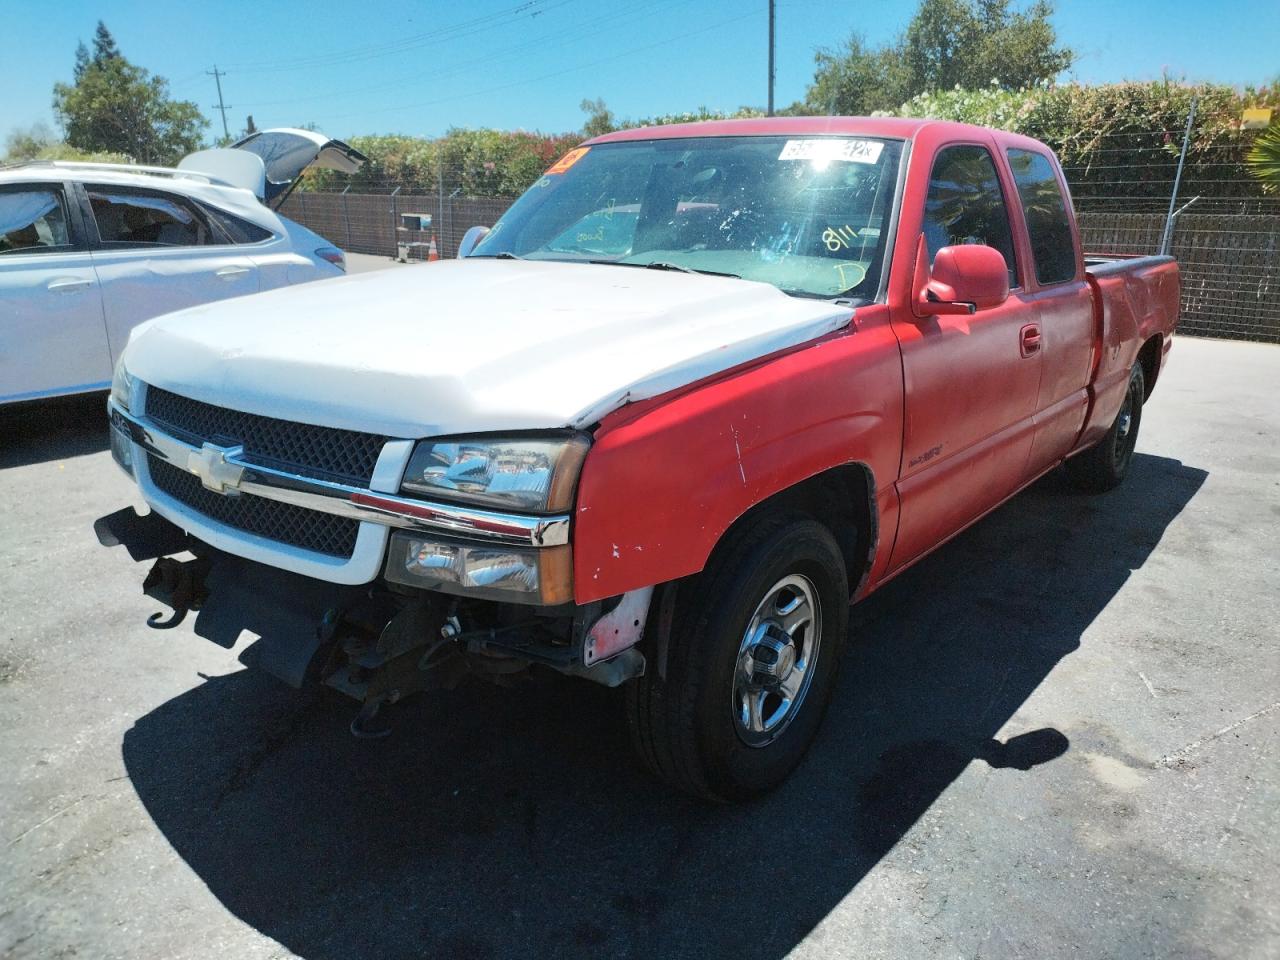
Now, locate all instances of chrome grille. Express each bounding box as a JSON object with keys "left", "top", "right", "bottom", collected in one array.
[
  {"left": 148, "top": 455, "right": 360, "bottom": 558},
  {"left": 144, "top": 386, "right": 389, "bottom": 486}
]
